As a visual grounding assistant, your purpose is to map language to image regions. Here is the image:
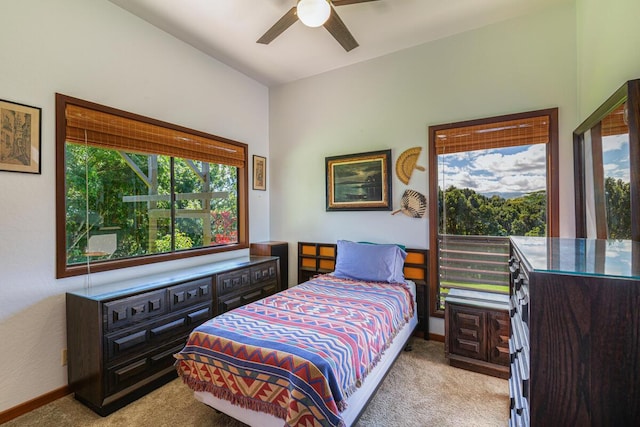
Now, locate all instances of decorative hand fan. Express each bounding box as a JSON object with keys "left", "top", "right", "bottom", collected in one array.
[
  {"left": 391, "top": 189, "right": 427, "bottom": 218},
  {"left": 396, "top": 147, "right": 425, "bottom": 185}
]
